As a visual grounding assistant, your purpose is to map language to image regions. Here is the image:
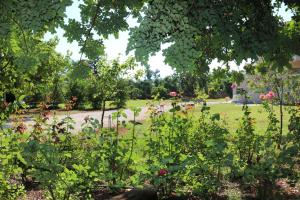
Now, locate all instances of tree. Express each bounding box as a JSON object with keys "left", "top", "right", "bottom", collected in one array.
[
  {"left": 246, "top": 59, "right": 300, "bottom": 148},
  {"left": 207, "top": 67, "right": 245, "bottom": 98},
  {"left": 87, "top": 57, "right": 136, "bottom": 127},
  {"left": 127, "top": 0, "right": 300, "bottom": 72},
  {"left": 2, "top": 1, "right": 299, "bottom": 71},
  {"left": 0, "top": 0, "right": 72, "bottom": 98},
  {"left": 1, "top": 0, "right": 299, "bottom": 105},
  {"left": 0, "top": 32, "right": 70, "bottom": 105}
]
